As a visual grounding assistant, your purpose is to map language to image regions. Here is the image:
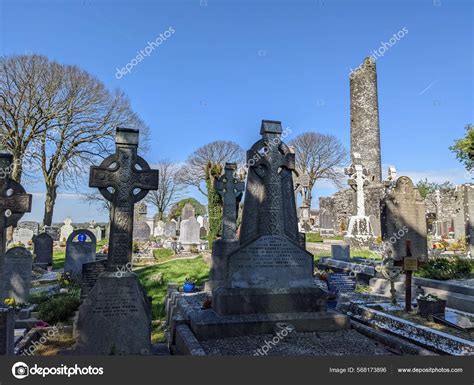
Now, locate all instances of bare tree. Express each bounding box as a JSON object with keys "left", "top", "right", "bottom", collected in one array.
[
  {"left": 289, "top": 132, "right": 348, "bottom": 208},
  {"left": 0, "top": 54, "right": 149, "bottom": 226},
  {"left": 145, "top": 160, "right": 186, "bottom": 220},
  {"left": 176, "top": 141, "right": 244, "bottom": 196},
  {"left": 81, "top": 191, "right": 112, "bottom": 216},
  {"left": 0, "top": 55, "right": 56, "bottom": 181}
]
